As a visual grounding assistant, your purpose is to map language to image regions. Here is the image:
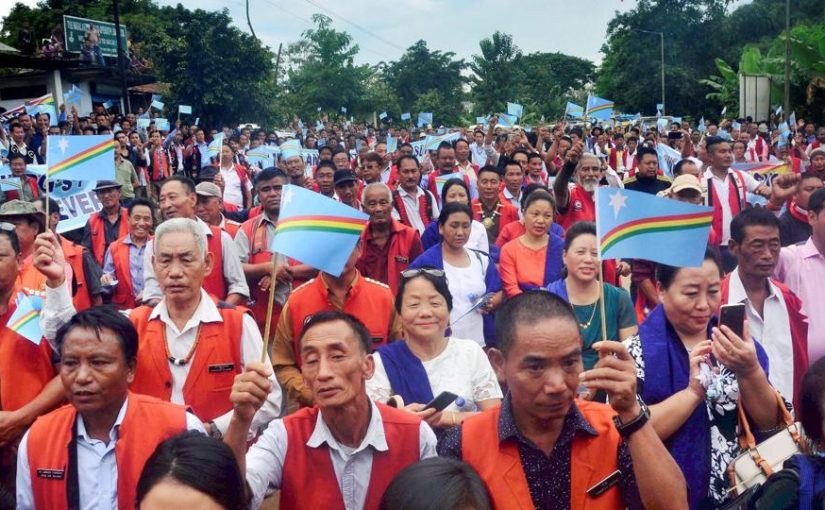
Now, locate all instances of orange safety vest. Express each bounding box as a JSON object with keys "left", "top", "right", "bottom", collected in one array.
[
  {"left": 0, "top": 301, "right": 56, "bottom": 411},
  {"left": 27, "top": 393, "right": 186, "bottom": 510},
  {"left": 287, "top": 275, "right": 395, "bottom": 366},
  {"left": 280, "top": 403, "right": 421, "bottom": 510},
  {"left": 88, "top": 209, "right": 129, "bottom": 266},
  {"left": 203, "top": 225, "right": 227, "bottom": 299},
  {"left": 223, "top": 219, "right": 241, "bottom": 238},
  {"left": 128, "top": 303, "right": 246, "bottom": 422},
  {"left": 239, "top": 215, "right": 282, "bottom": 332},
  {"left": 60, "top": 237, "right": 93, "bottom": 312},
  {"left": 461, "top": 401, "right": 623, "bottom": 510},
  {"left": 108, "top": 235, "right": 141, "bottom": 310}
]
